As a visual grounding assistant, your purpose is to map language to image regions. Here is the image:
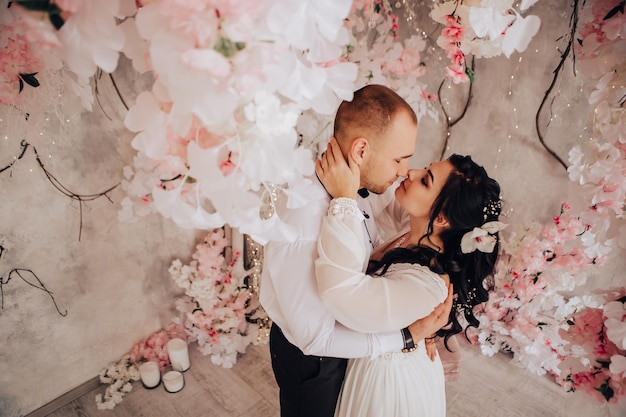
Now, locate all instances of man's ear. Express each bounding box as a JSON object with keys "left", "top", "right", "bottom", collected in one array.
[
  {"left": 350, "top": 137, "right": 369, "bottom": 165},
  {"left": 434, "top": 213, "right": 449, "bottom": 228}
]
